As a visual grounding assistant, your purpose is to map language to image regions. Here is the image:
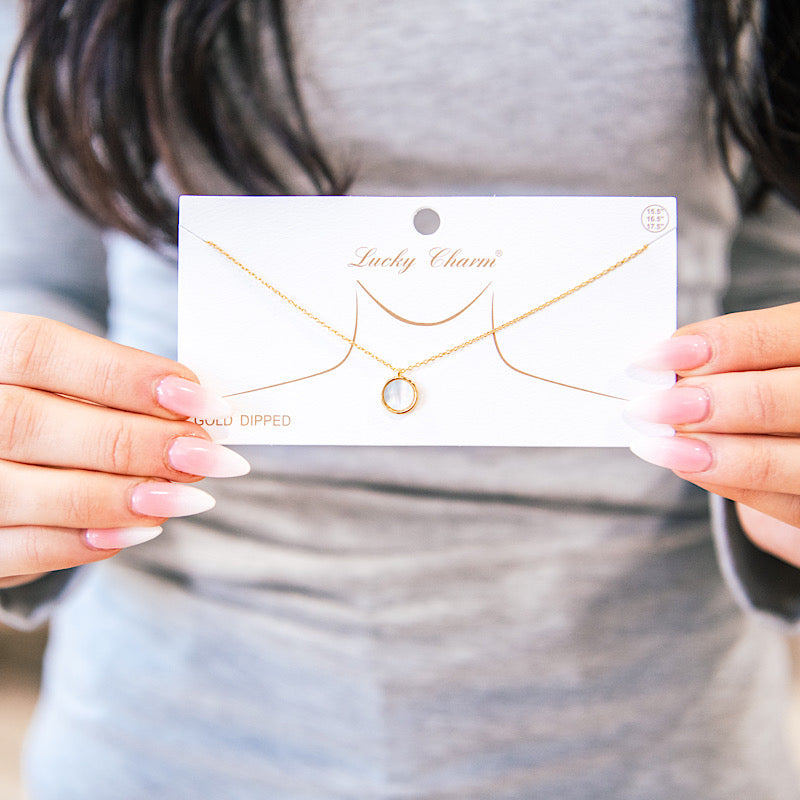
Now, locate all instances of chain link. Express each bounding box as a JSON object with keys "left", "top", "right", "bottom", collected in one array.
[{"left": 201, "top": 237, "right": 650, "bottom": 377}]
